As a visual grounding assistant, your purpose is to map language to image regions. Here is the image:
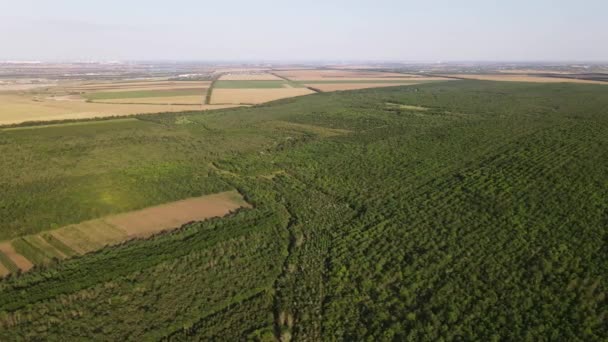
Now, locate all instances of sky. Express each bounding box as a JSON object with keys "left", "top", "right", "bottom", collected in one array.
[{"left": 0, "top": 0, "right": 607, "bottom": 62}]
